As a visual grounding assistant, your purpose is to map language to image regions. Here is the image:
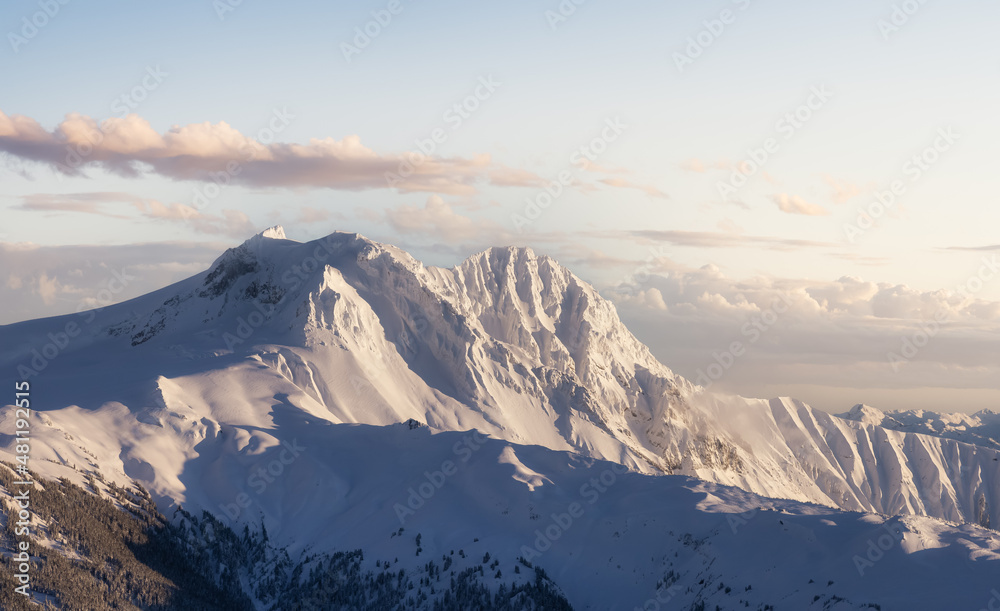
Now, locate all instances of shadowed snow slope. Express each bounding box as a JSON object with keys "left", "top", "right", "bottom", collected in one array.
[
  {"left": 4, "top": 423, "right": 1000, "bottom": 610},
  {"left": 1, "top": 227, "right": 998, "bottom": 538}
]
